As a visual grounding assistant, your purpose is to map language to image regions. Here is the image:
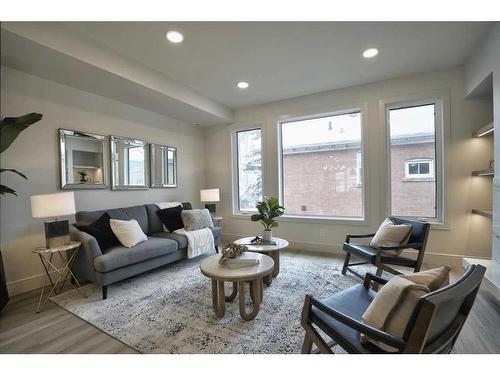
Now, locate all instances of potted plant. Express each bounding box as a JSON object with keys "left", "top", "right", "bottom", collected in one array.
[
  {"left": 0, "top": 112, "right": 43, "bottom": 312},
  {"left": 251, "top": 196, "right": 285, "bottom": 242}
]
